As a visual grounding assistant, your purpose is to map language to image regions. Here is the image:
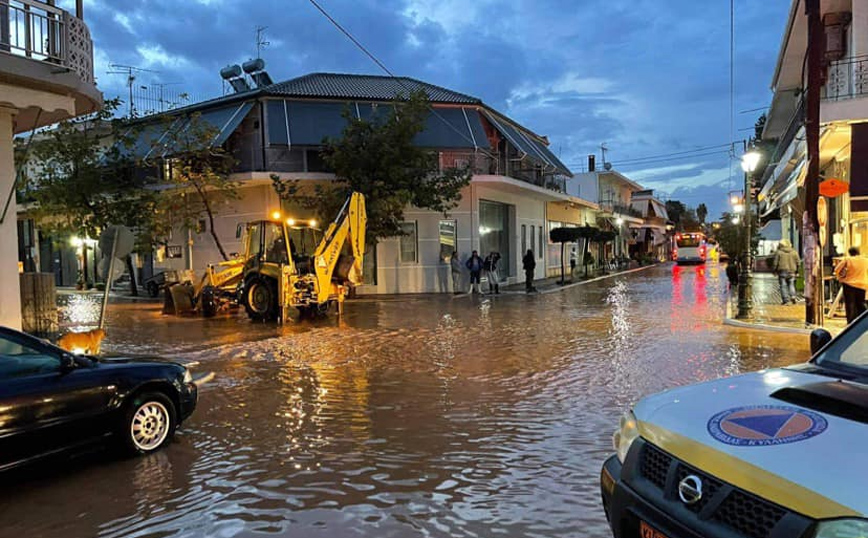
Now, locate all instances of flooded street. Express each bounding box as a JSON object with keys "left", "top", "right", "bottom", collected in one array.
[{"left": 2, "top": 264, "right": 810, "bottom": 538}]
